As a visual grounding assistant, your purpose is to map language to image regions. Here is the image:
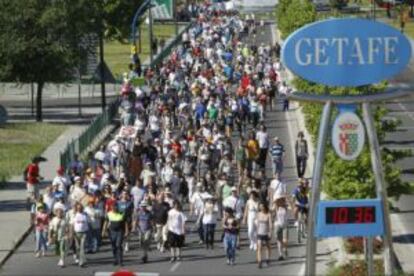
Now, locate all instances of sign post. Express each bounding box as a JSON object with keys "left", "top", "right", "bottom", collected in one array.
[{"left": 282, "top": 18, "right": 412, "bottom": 276}]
